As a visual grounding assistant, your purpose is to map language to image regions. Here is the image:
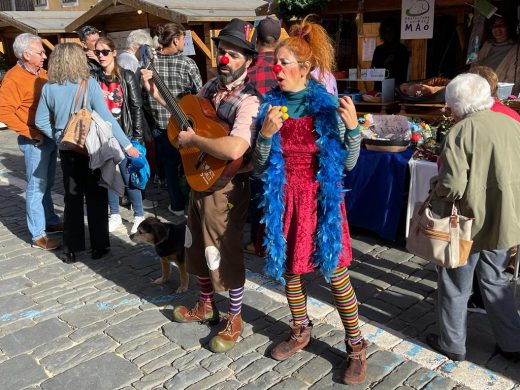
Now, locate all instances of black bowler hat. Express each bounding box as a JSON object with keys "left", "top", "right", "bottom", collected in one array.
[{"left": 212, "top": 18, "right": 258, "bottom": 54}]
